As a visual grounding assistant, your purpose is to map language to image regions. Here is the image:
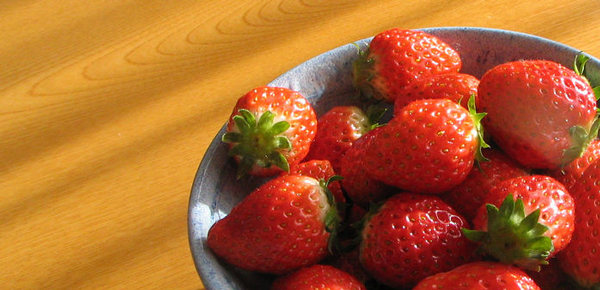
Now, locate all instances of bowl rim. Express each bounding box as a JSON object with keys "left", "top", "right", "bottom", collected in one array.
[{"left": 187, "top": 26, "right": 600, "bottom": 289}]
